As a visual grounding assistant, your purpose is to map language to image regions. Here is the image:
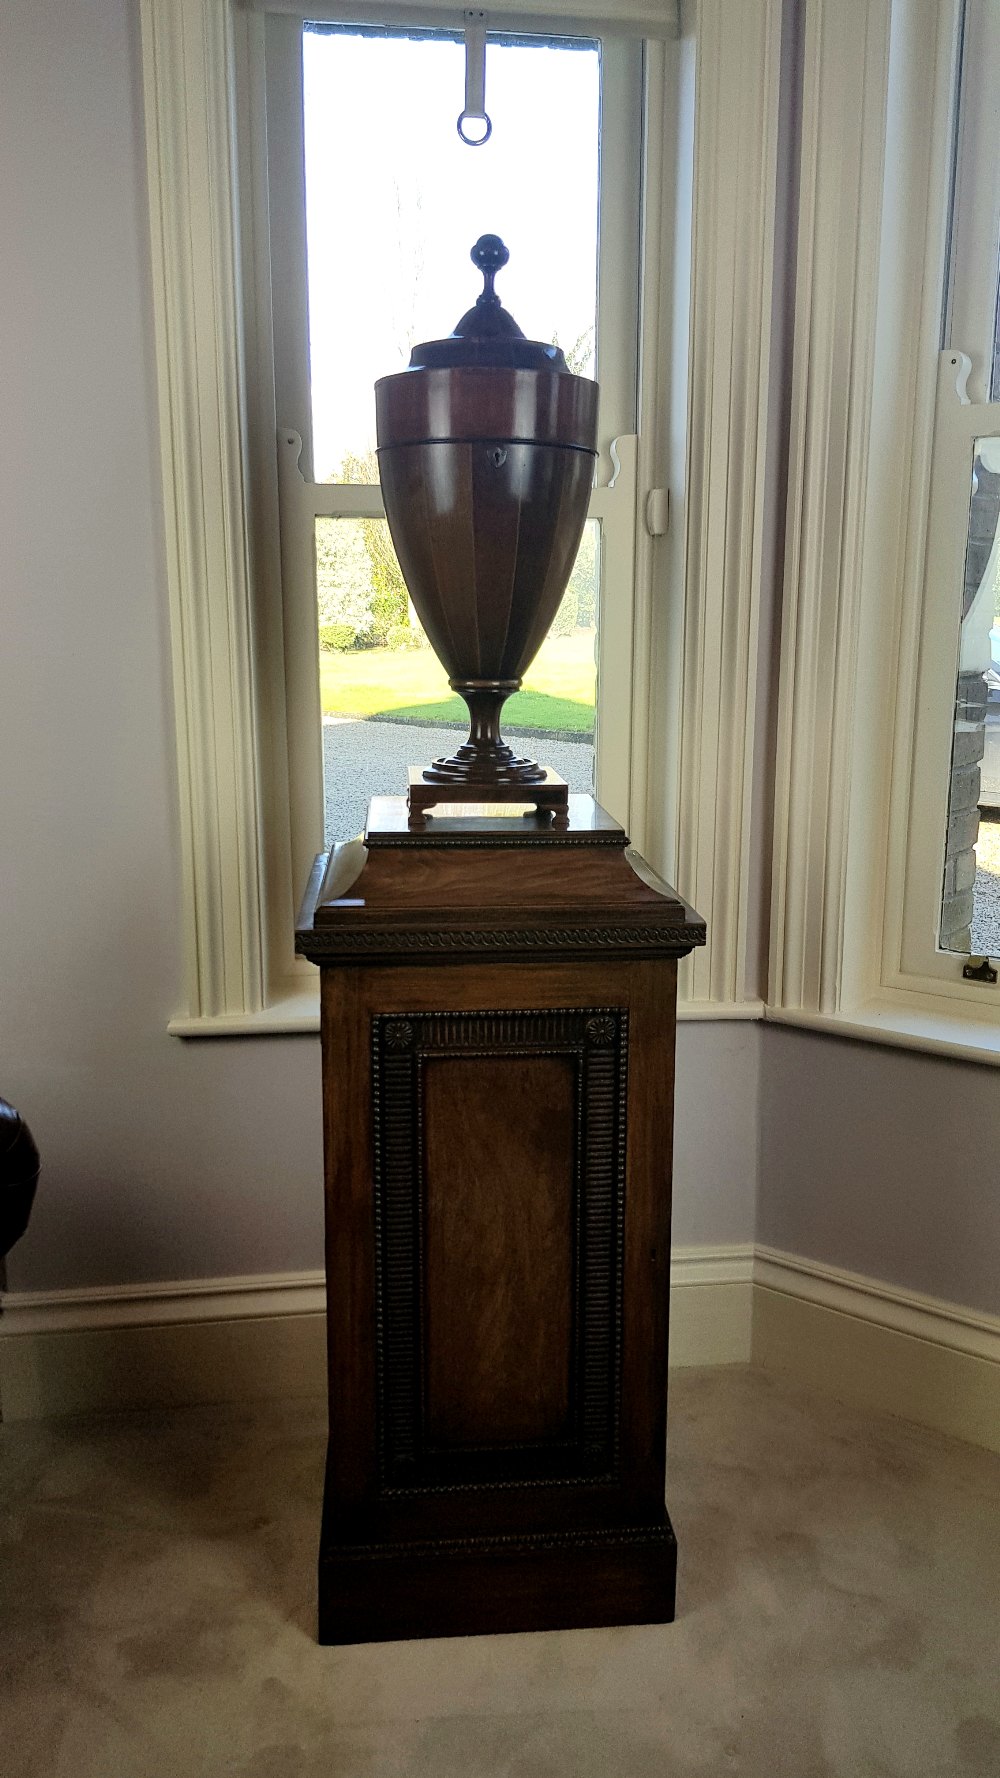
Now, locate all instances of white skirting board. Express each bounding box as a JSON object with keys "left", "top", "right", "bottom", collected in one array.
[
  {"left": 753, "top": 1248, "right": 1000, "bottom": 1457},
  {"left": 2, "top": 1246, "right": 998, "bottom": 1455},
  {"left": 0, "top": 1247, "right": 754, "bottom": 1422}
]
